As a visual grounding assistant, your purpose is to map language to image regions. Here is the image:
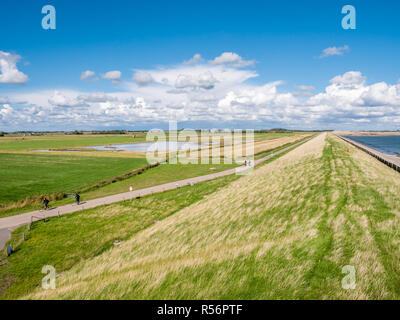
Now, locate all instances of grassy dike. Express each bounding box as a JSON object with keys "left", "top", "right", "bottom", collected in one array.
[
  {"left": 22, "top": 133, "right": 400, "bottom": 300},
  {"left": 0, "top": 138, "right": 309, "bottom": 299},
  {"left": 0, "top": 175, "right": 239, "bottom": 299}
]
